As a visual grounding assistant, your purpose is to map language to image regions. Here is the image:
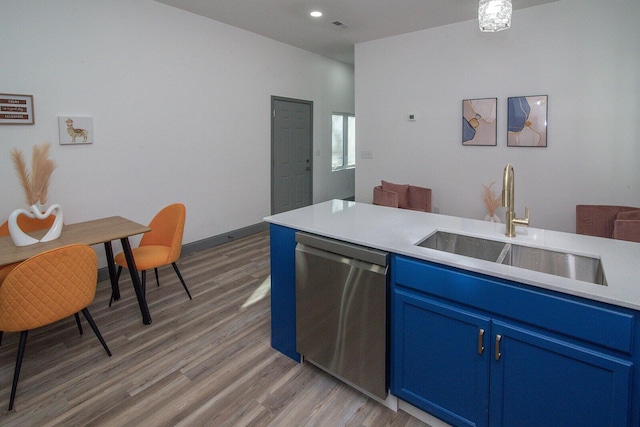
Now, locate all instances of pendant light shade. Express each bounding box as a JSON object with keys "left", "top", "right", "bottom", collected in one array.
[{"left": 479, "top": 0, "right": 512, "bottom": 32}]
